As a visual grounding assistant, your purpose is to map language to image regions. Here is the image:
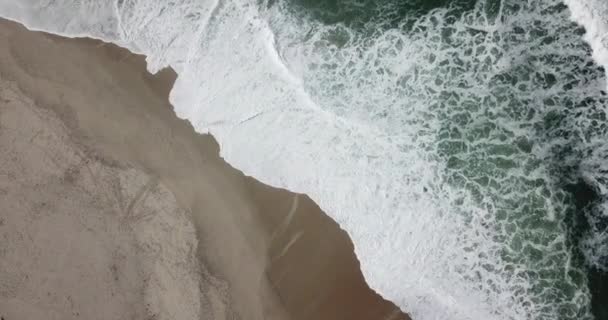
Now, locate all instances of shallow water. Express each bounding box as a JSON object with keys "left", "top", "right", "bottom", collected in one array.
[{"left": 0, "top": 0, "right": 606, "bottom": 319}]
